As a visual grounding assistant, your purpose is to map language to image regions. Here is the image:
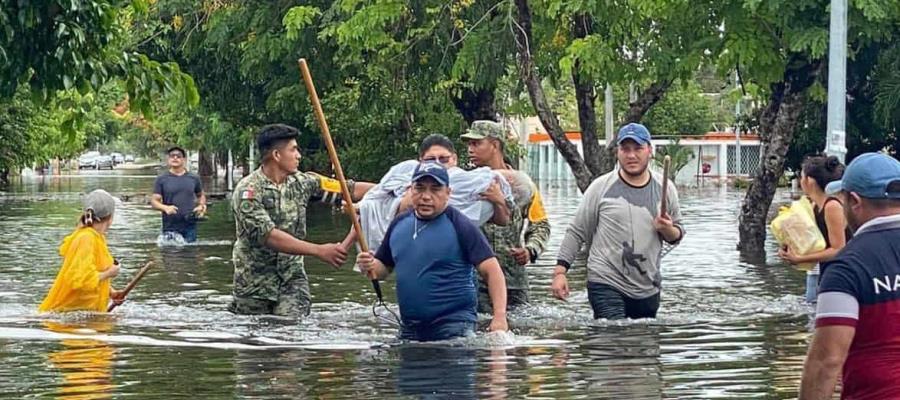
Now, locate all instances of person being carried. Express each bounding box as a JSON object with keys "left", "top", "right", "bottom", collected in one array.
[
  {"left": 779, "top": 155, "right": 852, "bottom": 303},
  {"left": 150, "top": 146, "right": 207, "bottom": 243},
  {"left": 463, "top": 120, "right": 551, "bottom": 313},
  {"left": 356, "top": 161, "right": 509, "bottom": 341},
  {"left": 39, "top": 189, "right": 125, "bottom": 313},
  {"left": 799, "top": 152, "right": 900, "bottom": 399},
  {"left": 230, "top": 124, "right": 374, "bottom": 319},
  {"left": 551, "top": 123, "right": 685, "bottom": 320},
  {"left": 355, "top": 133, "right": 515, "bottom": 252}
]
